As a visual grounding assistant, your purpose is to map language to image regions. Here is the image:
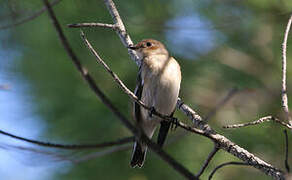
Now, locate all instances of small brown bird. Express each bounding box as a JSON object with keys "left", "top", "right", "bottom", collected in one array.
[{"left": 128, "top": 39, "right": 181, "bottom": 168}]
